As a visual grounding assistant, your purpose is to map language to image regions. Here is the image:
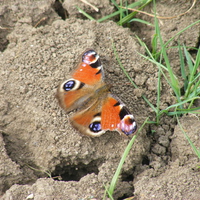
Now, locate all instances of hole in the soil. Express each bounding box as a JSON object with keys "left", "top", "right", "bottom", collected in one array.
[
  {"left": 146, "top": 125, "right": 155, "bottom": 138},
  {"left": 52, "top": 161, "right": 99, "bottom": 181},
  {"left": 52, "top": 0, "right": 68, "bottom": 20},
  {"left": 121, "top": 167, "right": 135, "bottom": 182},
  {"left": 122, "top": 173, "right": 134, "bottom": 182},
  {"left": 117, "top": 194, "right": 134, "bottom": 200},
  {"left": 0, "top": 30, "right": 10, "bottom": 52},
  {"left": 142, "top": 155, "right": 150, "bottom": 165},
  {"left": 116, "top": 183, "right": 135, "bottom": 200}
]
